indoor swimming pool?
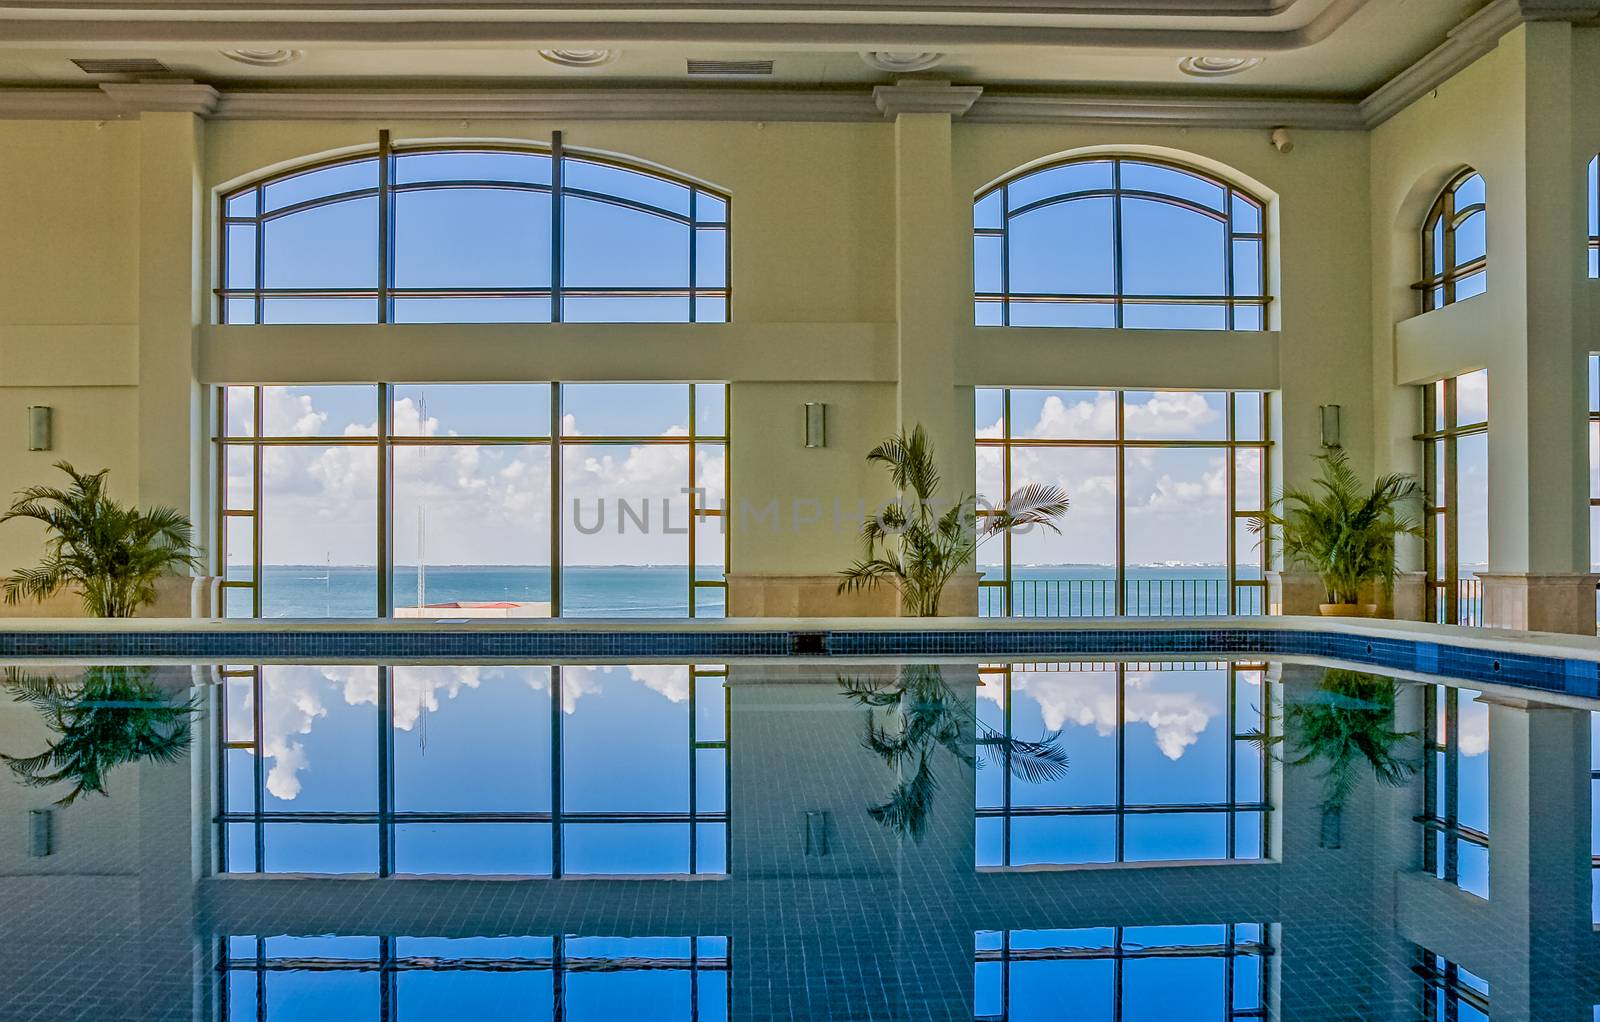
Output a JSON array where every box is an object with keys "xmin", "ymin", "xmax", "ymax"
[{"xmin": 1, "ymin": 630, "xmax": 1597, "ymax": 1020}]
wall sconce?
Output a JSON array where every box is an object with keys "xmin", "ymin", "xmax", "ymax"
[
  {"xmin": 28, "ymin": 809, "xmax": 51, "ymax": 857},
  {"xmin": 804, "ymin": 403, "xmax": 827, "ymax": 448},
  {"xmin": 26, "ymin": 406, "xmax": 51, "ymax": 451},
  {"xmin": 1319, "ymin": 404, "xmax": 1342, "ymax": 449}
]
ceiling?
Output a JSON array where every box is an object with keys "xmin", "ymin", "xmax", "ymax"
[{"xmin": 0, "ymin": 0, "xmax": 1494, "ymax": 98}]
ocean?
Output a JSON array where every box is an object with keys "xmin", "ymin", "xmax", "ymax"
[{"xmin": 235, "ymin": 564, "xmax": 1245, "ymax": 618}]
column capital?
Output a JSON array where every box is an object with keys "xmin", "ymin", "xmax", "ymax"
[
  {"xmin": 872, "ymin": 80, "xmax": 983, "ymax": 120},
  {"xmin": 100, "ymin": 81, "xmax": 219, "ymax": 116}
]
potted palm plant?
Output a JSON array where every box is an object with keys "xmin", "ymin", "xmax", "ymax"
[
  {"xmin": 1253, "ymin": 449, "xmax": 1423, "ymax": 617},
  {"xmin": 838, "ymin": 425, "xmax": 1070, "ymax": 616},
  {"xmin": 1, "ymin": 462, "xmax": 201, "ymax": 618}
]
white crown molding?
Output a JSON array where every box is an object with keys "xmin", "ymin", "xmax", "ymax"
[
  {"xmin": 969, "ymin": 92, "xmax": 1363, "ymax": 130},
  {"xmin": 99, "ymin": 81, "xmax": 220, "ymax": 114},
  {"xmin": 873, "ymin": 81, "xmax": 983, "ymax": 118},
  {"xmin": 0, "ymin": 0, "xmax": 1308, "ymax": 11},
  {"xmin": 0, "ymin": 1, "xmax": 1367, "ymax": 52},
  {"xmin": 0, "ymin": 88, "xmax": 123, "ymax": 119},
  {"xmin": 1357, "ymin": 0, "xmax": 1600, "ymax": 127},
  {"xmin": 214, "ymin": 88, "xmax": 880, "ymax": 121}
]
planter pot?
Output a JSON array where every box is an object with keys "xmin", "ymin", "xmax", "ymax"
[{"xmin": 1318, "ymin": 602, "xmax": 1377, "ymax": 618}]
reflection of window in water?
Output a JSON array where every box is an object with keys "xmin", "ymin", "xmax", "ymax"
[
  {"xmin": 1593, "ymin": 711, "xmax": 1600, "ymax": 925},
  {"xmin": 217, "ymin": 664, "xmax": 728, "ymax": 877},
  {"xmin": 975, "ymin": 924, "xmax": 1270, "ymax": 1021},
  {"xmin": 975, "ymin": 661, "xmax": 1271, "ymax": 867},
  {"xmin": 1413, "ymin": 946, "xmax": 1489, "ymax": 1021},
  {"xmin": 218, "ymin": 935, "xmax": 730, "ymax": 1021},
  {"xmin": 1420, "ymin": 684, "xmax": 1489, "ymax": 898}
]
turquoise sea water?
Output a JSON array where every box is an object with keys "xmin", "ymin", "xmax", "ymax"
[{"xmin": 234, "ymin": 564, "xmax": 1241, "ymax": 618}]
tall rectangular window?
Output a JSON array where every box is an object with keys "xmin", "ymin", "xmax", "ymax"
[
  {"xmin": 1418, "ymin": 370, "xmax": 1488, "ymax": 625},
  {"xmin": 1413, "ymin": 947, "xmax": 1489, "ymax": 1020},
  {"xmin": 976, "ymin": 388, "xmax": 1270, "ymax": 617},
  {"xmin": 215, "ymin": 382, "xmax": 728, "ymax": 618},
  {"xmin": 975, "ymin": 661, "xmax": 1271, "ymax": 868},
  {"xmin": 1420, "ymin": 683, "xmax": 1490, "ymax": 899}
]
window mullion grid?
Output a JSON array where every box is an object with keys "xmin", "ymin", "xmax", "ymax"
[
  {"xmin": 1115, "ymin": 391, "xmax": 1127, "ymax": 615},
  {"xmin": 688, "ymin": 189, "xmax": 698, "ymax": 324},
  {"xmin": 378, "ymin": 665, "xmax": 393, "ymax": 876},
  {"xmin": 689, "ymin": 387, "xmax": 698, "ymax": 618},
  {"xmin": 1114, "ymin": 664, "xmax": 1126, "ymax": 861},
  {"xmin": 688, "ymin": 666, "xmax": 698, "ymax": 873},
  {"xmin": 1002, "ymin": 666, "xmax": 1014, "ymax": 865},
  {"xmin": 550, "ymin": 383, "xmax": 563, "ymax": 617},
  {"xmin": 1226, "ymin": 393, "xmax": 1238, "ymax": 615},
  {"xmin": 253, "ymin": 186, "xmax": 266, "ymax": 325},
  {"xmin": 1443, "ymin": 689, "xmax": 1460, "ymax": 884},
  {"xmin": 1444, "ymin": 380, "xmax": 1460, "ymax": 625}
]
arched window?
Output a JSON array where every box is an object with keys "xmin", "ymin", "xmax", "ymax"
[
  {"xmin": 1418, "ymin": 169, "xmax": 1485, "ymax": 312},
  {"xmin": 218, "ymin": 140, "xmax": 729, "ymax": 324},
  {"xmin": 974, "ymin": 156, "xmax": 1267, "ymax": 331}
]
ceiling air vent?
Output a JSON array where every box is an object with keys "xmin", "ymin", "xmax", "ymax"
[
  {"xmin": 71, "ymin": 57, "xmax": 170, "ymax": 76},
  {"xmin": 686, "ymin": 59, "xmax": 773, "ymax": 77}
]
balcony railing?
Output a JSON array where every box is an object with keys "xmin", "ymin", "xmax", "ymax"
[
  {"xmin": 1432, "ymin": 577, "xmax": 1484, "ymax": 627},
  {"xmin": 979, "ymin": 578, "xmax": 1261, "ymax": 618}
]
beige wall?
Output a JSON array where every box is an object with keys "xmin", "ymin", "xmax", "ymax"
[
  {"xmin": 1372, "ymin": 24, "xmax": 1600, "ymax": 582},
  {"xmin": 0, "ymin": 36, "xmax": 1594, "ymax": 617}
]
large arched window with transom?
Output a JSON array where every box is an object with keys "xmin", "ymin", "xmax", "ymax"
[
  {"xmin": 218, "ymin": 137, "xmax": 729, "ymax": 324},
  {"xmin": 1418, "ymin": 169, "xmax": 1485, "ymax": 312},
  {"xmin": 974, "ymin": 156, "xmax": 1267, "ymax": 331}
]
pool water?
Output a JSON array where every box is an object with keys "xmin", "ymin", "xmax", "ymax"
[{"xmin": 1, "ymin": 656, "xmax": 1596, "ymax": 1020}]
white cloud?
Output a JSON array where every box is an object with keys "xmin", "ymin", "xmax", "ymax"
[{"xmin": 1009, "ymin": 669, "xmax": 1220, "ymax": 762}]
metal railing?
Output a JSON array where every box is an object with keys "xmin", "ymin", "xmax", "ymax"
[
  {"xmin": 1432, "ymin": 577, "xmax": 1484, "ymax": 627},
  {"xmin": 979, "ymin": 578, "xmax": 1259, "ymax": 618}
]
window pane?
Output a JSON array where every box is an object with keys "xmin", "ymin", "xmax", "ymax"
[
  {"xmin": 564, "ymin": 823, "xmax": 691, "ymax": 876},
  {"xmin": 1231, "ymin": 192, "xmax": 1262, "ymax": 234},
  {"xmin": 392, "ymin": 297, "xmax": 552, "ymax": 323},
  {"xmin": 1007, "ymin": 389, "xmax": 1116, "ymax": 440},
  {"xmin": 261, "ymin": 823, "xmax": 378, "ymax": 874},
  {"xmin": 975, "ymin": 234, "xmax": 1003, "ymax": 294},
  {"xmin": 1007, "ymin": 300, "xmax": 1116, "ymax": 328},
  {"xmin": 563, "ymin": 444, "xmax": 691, "ymax": 616},
  {"xmin": 391, "ymin": 666, "xmax": 552, "ymax": 812},
  {"xmin": 1008, "ymin": 668, "xmax": 1117, "ymax": 806},
  {"xmin": 1455, "ymin": 369, "xmax": 1488, "ymax": 426},
  {"xmin": 262, "ymin": 196, "xmax": 378, "ymax": 289},
  {"xmin": 394, "ymin": 188, "xmax": 552, "ymax": 287},
  {"xmin": 1123, "ymin": 303, "xmax": 1228, "ymax": 330},
  {"xmin": 393, "ymin": 444, "xmax": 551, "ymax": 615},
  {"xmin": 1231, "ymin": 238, "xmax": 1262, "ymax": 295},
  {"xmin": 694, "ymin": 384, "xmax": 727, "ymax": 437},
  {"xmin": 1009, "ymin": 814, "xmax": 1117, "ymax": 866},
  {"xmin": 392, "ymin": 383, "xmax": 552, "ymax": 437},
  {"xmin": 258, "ymin": 666, "xmax": 379, "ymax": 811},
  {"xmin": 564, "ymin": 197, "xmax": 690, "ymax": 288},
  {"xmin": 261, "ymin": 385, "xmax": 378, "ymax": 437},
  {"xmin": 1454, "ymin": 209, "xmax": 1486, "ymax": 266},
  {"xmin": 562, "ymin": 383, "xmax": 689, "ymax": 437},
  {"xmin": 259, "ymin": 445, "xmax": 378, "ymax": 617},
  {"xmin": 262, "ymin": 159, "xmax": 378, "ymax": 212},
  {"xmin": 1457, "ymin": 431, "xmax": 1489, "ymax": 574},
  {"xmin": 1454, "ymin": 172, "xmax": 1485, "ymax": 210},
  {"xmin": 974, "ymin": 189, "xmax": 1002, "ymax": 229},
  {"xmin": 1005, "ymin": 160, "xmax": 1114, "ymax": 210},
  {"xmin": 1006, "ymin": 197, "xmax": 1114, "ymax": 296},
  {"xmin": 1121, "ymin": 160, "xmax": 1227, "ymax": 212},
  {"xmin": 565, "ymin": 158, "xmax": 692, "ymax": 215},
  {"xmin": 694, "ymin": 228, "xmax": 726, "ymax": 289},
  {"xmin": 394, "ymin": 823, "xmax": 551, "ymax": 876},
  {"xmin": 1125, "ymin": 812, "xmax": 1229, "ymax": 862},
  {"xmin": 1123, "ymin": 668, "xmax": 1229, "ymax": 804},
  {"xmin": 562, "ymin": 295, "xmax": 690, "ymax": 322},
  {"xmin": 393, "ymin": 149, "xmax": 551, "ymax": 186},
  {"xmin": 1123, "ymin": 391, "xmax": 1228, "ymax": 440},
  {"xmin": 225, "ymin": 224, "xmax": 257, "ymax": 290},
  {"xmin": 1008, "ymin": 448, "xmax": 1117, "ymax": 615},
  {"xmin": 261, "ymin": 298, "xmax": 380, "ymax": 324},
  {"xmin": 226, "ymin": 189, "xmax": 258, "ymax": 217},
  {"xmin": 225, "ymin": 386, "xmax": 257, "ymax": 438},
  {"xmin": 1120, "ymin": 197, "xmax": 1225, "ymax": 296}
]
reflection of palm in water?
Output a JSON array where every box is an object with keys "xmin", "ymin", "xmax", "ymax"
[
  {"xmin": 1250, "ymin": 668, "xmax": 1419, "ymax": 815},
  {"xmin": 1, "ymin": 665, "xmax": 194, "ymax": 806},
  {"xmin": 839, "ymin": 665, "xmax": 1069, "ymax": 840}
]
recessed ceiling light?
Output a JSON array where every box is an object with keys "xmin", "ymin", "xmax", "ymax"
[
  {"xmin": 538, "ymin": 49, "xmax": 617, "ymax": 69},
  {"xmin": 1178, "ymin": 55, "xmax": 1262, "ymax": 78},
  {"xmin": 221, "ymin": 48, "xmax": 303, "ymax": 68},
  {"xmin": 861, "ymin": 52, "xmax": 946, "ymax": 73}
]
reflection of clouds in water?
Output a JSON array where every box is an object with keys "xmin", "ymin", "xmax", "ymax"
[
  {"xmin": 983, "ymin": 670, "xmax": 1220, "ymax": 762},
  {"xmin": 255, "ymin": 664, "xmax": 686, "ymax": 801}
]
